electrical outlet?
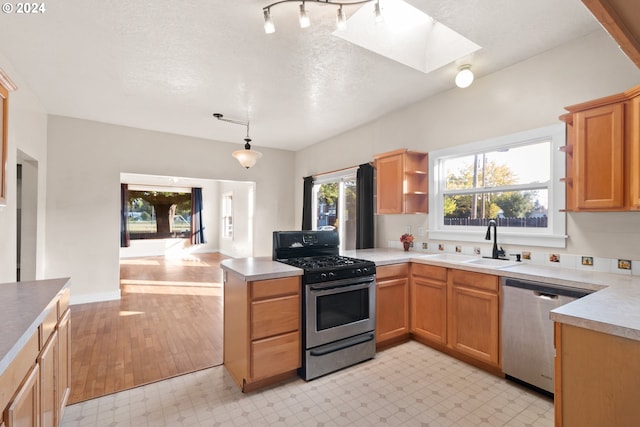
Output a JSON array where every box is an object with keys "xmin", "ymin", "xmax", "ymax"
[
  {"xmin": 422, "ymin": 242, "xmax": 428, "ymax": 250},
  {"xmin": 405, "ymin": 226, "xmax": 412, "ymax": 234},
  {"xmin": 417, "ymin": 227, "xmax": 424, "ymax": 236}
]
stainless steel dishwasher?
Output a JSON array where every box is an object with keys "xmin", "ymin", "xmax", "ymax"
[{"xmin": 501, "ymin": 278, "xmax": 591, "ymax": 394}]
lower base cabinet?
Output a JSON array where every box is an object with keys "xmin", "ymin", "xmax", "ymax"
[
  {"xmin": 1, "ymin": 285, "xmax": 70, "ymax": 427},
  {"xmin": 224, "ymin": 273, "xmax": 301, "ymax": 391},
  {"xmin": 57, "ymin": 309, "xmax": 71, "ymax": 424},
  {"xmin": 555, "ymin": 323, "xmax": 640, "ymax": 427},
  {"xmin": 38, "ymin": 330, "xmax": 57, "ymax": 427},
  {"xmin": 410, "ymin": 264, "xmax": 501, "ymax": 372},
  {"xmin": 448, "ymin": 270, "xmax": 500, "ymax": 367},
  {"xmin": 411, "ymin": 264, "xmax": 447, "ymax": 345},
  {"xmin": 4, "ymin": 365, "xmax": 39, "ymax": 427},
  {"xmin": 375, "ymin": 264, "xmax": 410, "ymax": 347}
]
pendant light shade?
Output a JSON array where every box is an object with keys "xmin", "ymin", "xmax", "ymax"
[
  {"xmin": 233, "ymin": 138, "xmax": 263, "ymax": 169},
  {"xmin": 213, "ymin": 113, "xmax": 263, "ymax": 169}
]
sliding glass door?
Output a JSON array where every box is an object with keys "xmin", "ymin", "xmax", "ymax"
[{"xmin": 312, "ymin": 171, "xmax": 357, "ymax": 250}]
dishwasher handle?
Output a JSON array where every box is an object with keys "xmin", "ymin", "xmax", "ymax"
[
  {"xmin": 503, "ymin": 278, "xmax": 591, "ymax": 299},
  {"xmin": 534, "ymin": 291, "xmax": 559, "ymax": 300}
]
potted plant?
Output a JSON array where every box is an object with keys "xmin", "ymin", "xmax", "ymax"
[{"xmin": 400, "ymin": 233, "xmax": 414, "ymax": 251}]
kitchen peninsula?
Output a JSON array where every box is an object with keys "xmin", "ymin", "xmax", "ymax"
[
  {"xmin": 222, "ymin": 249, "xmax": 640, "ymax": 426},
  {"xmin": 0, "ymin": 277, "xmax": 71, "ymax": 427}
]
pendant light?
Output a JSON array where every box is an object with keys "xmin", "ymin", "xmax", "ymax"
[{"xmin": 213, "ymin": 113, "xmax": 263, "ymax": 169}]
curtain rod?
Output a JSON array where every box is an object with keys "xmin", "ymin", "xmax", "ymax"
[{"xmin": 309, "ymin": 162, "xmax": 374, "ymax": 179}]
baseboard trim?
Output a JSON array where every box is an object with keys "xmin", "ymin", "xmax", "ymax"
[{"xmin": 70, "ymin": 290, "xmax": 121, "ymax": 305}]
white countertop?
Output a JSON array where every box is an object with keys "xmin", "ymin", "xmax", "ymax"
[
  {"xmin": 221, "ymin": 256, "xmax": 303, "ymax": 281},
  {"xmin": 221, "ymin": 249, "xmax": 640, "ymax": 342},
  {"xmin": 0, "ymin": 277, "xmax": 71, "ymax": 377}
]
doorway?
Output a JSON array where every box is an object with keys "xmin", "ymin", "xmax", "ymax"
[{"xmin": 16, "ymin": 150, "xmax": 38, "ymax": 282}]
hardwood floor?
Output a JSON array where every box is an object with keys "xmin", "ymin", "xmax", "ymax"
[{"xmin": 69, "ymin": 252, "xmax": 227, "ymax": 404}]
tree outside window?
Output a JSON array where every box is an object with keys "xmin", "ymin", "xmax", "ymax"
[
  {"xmin": 442, "ymin": 141, "xmax": 550, "ymax": 228},
  {"xmin": 128, "ymin": 190, "xmax": 191, "ymax": 239}
]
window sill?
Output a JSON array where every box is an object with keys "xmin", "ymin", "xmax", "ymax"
[{"xmin": 428, "ymin": 229, "xmax": 567, "ymax": 248}]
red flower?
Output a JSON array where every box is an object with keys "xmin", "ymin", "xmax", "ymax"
[{"xmin": 400, "ymin": 233, "xmax": 414, "ymax": 243}]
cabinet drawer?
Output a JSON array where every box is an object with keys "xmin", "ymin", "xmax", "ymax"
[
  {"xmin": 251, "ymin": 277, "xmax": 299, "ymax": 300},
  {"xmin": 58, "ymin": 287, "xmax": 70, "ymax": 319},
  {"xmin": 411, "ymin": 263, "xmax": 447, "ymax": 281},
  {"xmin": 251, "ymin": 331, "xmax": 300, "ymax": 380},
  {"xmin": 40, "ymin": 306, "xmax": 58, "ymax": 350},
  {"xmin": 251, "ymin": 294, "xmax": 300, "ymax": 340},
  {"xmin": 376, "ymin": 263, "xmax": 409, "ymax": 280},
  {"xmin": 449, "ymin": 269, "xmax": 498, "ymax": 292}
]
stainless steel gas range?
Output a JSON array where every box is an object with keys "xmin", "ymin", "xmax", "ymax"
[{"xmin": 273, "ymin": 231, "xmax": 376, "ymax": 381}]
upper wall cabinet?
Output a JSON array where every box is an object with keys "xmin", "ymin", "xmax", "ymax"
[
  {"xmin": 560, "ymin": 84, "xmax": 640, "ymax": 211},
  {"xmin": 374, "ymin": 149, "xmax": 428, "ymax": 214}
]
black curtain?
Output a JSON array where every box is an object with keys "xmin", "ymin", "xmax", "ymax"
[
  {"xmin": 191, "ymin": 187, "xmax": 206, "ymax": 245},
  {"xmin": 356, "ymin": 163, "xmax": 375, "ymax": 249},
  {"xmin": 302, "ymin": 176, "xmax": 314, "ymax": 230},
  {"xmin": 120, "ymin": 183, "xmax": 130, "ymax": 247}
]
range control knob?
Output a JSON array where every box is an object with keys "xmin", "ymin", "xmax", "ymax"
[
  {"xmin": 355, "ymin": 268, "xmax": 362, "ymax": 276},
  {"xmin": 320, "ymin": 273, "xmax": 327, "ymax": 280},
  {"xmin": 328, "ymin": 272, "xmax": 336, "ymax": 279}
]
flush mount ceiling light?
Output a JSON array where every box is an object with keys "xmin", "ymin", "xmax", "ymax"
[
  {"xmin": 263, "ymin": 0, "xmax": 382, "ymax": 33},
  {"xmin": 213, "ymin": 113, "xmax": 263, "ymax": 169},
  {"xmin": 455, "ymin": 64, "xmax": 474, "ymax": 88}
]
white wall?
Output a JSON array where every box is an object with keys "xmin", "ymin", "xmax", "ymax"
[
  {"xmin": 295, "ymin": 30, "xmax": 640, "ymax": 260},
  {"xmin": 45, "ymin": 116, "xmax": 296, "ymax": 303},
  {"xmin": 218, "ymin": 181, "xmax": 255, "ymax": 258},
  {"xmin": 0, "ymin": 53, "xmax": 48, "ymax": 284}
]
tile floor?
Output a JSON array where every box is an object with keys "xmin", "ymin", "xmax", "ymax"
[{"xmin": 61, "ymin": 341, "xmax": 553, "ymax": 426}]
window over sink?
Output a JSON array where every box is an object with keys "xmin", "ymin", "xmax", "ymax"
[{"xmin": 429, "ymin": 124, "xmax": 567, "ymax": 248}]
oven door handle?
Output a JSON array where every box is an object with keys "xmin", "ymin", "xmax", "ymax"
[
  {"xmin": 309, "ymin": 277, "xmax": 374, "ymax": 292},
  {"xmin": 309, "ymin": 333, "xmax": 375, "ymax": 357}
]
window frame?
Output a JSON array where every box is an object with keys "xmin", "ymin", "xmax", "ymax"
[
  {"xmin": 428, "ymin": 124, "xmax": 567, "ymax": 248},
  {"xmin": 222, "ymin": 192, "xmax": 233, "ymax": 239},
  {"xmin": 311, "ymin": 167, "xmax": 358, "ymax": 249}
]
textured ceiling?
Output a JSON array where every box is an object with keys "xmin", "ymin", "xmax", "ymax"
[{"xmin": 0, "ymin": 0, "xmax": 601, "ymax": 151}]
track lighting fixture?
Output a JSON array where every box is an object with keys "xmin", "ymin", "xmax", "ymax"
[
  {"xmin": 213, "ymin": 113, "xmax": 263, "ymax": 169},
  {"xmin": 263, "ymin": 0, "xmax": 382, "ymax": 34},
  {"xmin": 455, "ymin": 64, "xmax": 474, "ymax": 88}
]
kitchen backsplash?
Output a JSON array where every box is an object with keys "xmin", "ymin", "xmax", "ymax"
[{"xmin": 387, "ymin": 240, "xmax": 640, "ymax": 276}]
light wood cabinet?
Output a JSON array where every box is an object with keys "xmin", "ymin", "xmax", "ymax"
[
  {"xmin": 1, "ymin": 283, "xmax": 70, "ymax": 427},
  {"xmin": 410, "ymin": 264, "xmax": 447, "ymax": 346},
  {"xmin": 448, "ymin": 269, "xmax": 500, "ymax": 367},
  {"xmin": 374, "ymin": 149, "xmax": 428, "ymax": 214},
  {"xmin": 224, "ymin": 274, "xmax": 301, "ymax": 391},
  {"xmin": 561, "ymin": 84, "xmax": 640, "ymax": 211},
  {"xmin": 554, "ymin": 322, "xmax": 640, "ymax": 427},
  {"xmin": 375, "ymin": 263, "xmax": 410, "ymax": 348},
  {"xmin": 38, "ymin": 331, "xmax": 56, "ymax": 427},
  {"xmin": 4, "ymin": 364, "xmax": 39, "ymax": 427},
  {"xmin": 409, "ymin": 264, "xmax": 500, "ymax": 372},
  {"xmin": 56, "ymin": 309, "xmax": 70, "ymax": 425}
]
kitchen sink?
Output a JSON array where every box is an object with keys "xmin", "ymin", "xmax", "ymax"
[
  {"xmin": 419, "ymin": 253, "xmax": 519, "ymax": 269},
  {"xmin": 420, "ymin": 253, "xmax": 479, "ymax": 263},
  {"xmin": 465, "ymin": 258, "xmax": 518, "ymax": 268}
]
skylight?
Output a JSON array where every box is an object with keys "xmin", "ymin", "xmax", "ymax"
[{"xmin": 334, "ymin": 0, "xmax": 481, "ymax": 74}]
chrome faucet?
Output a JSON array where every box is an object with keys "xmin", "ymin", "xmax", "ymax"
[{"xmin": 485, "ymin": 219, "xmax": 500, "ymax": 259}]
